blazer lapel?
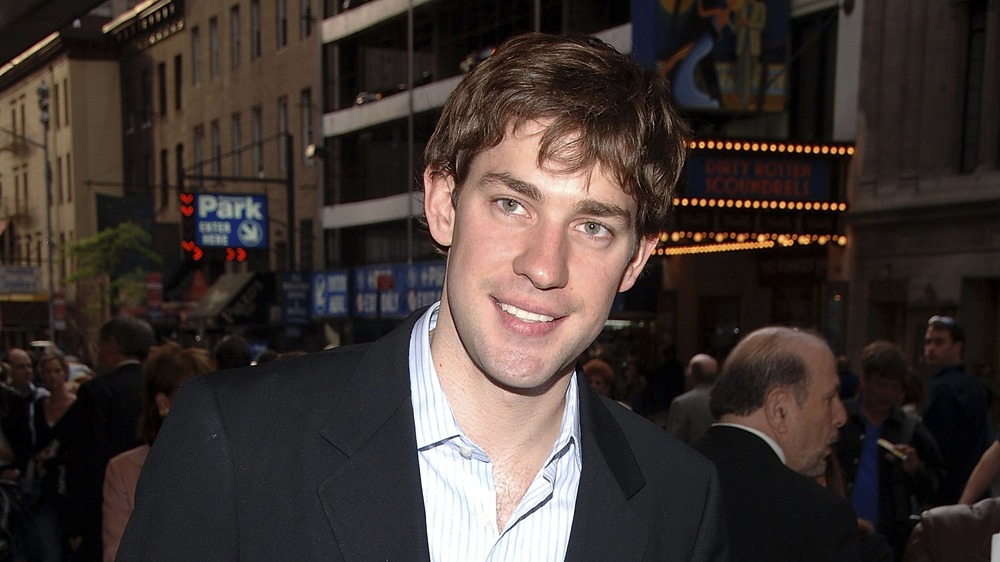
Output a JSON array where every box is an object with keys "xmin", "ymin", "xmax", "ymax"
[
  {"xmin": 316, "ymin": 312, "xmax": 431, "ymax": 562},
  {"xmin": 565, "ymin": 376, "xmax": 649, "ymax": 561}
]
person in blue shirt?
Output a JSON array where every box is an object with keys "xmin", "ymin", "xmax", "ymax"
[{"xmin": 835, "ymin": 340, "xmax": 945, "ymax": 559}]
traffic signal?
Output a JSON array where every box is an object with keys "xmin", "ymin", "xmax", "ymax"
[{"xmin": 37, "ymin": 82, "xmax": 49, "ymax": 127}]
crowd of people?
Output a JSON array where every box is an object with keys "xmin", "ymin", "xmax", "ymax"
[
  {"xmin": 0, "ymin": 31, "xmax": 996, "ymax": 562},
  {"xmin": 582, "ymin": 314, "xmax": 997, "ymax": 561},
  {"xmin": 0, "ymin": 320, "xmax": 287, "ymax": 562}
]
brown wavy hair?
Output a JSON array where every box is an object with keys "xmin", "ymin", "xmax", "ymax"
[
  {"xmin": 137, "ymin": 342, "xmax": 213, "ymax": 444},
  {"xmin": 423, "ymin": 32, "xmax": 688, "ymax": 239}
]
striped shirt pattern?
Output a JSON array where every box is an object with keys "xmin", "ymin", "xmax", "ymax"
[{"xmin": 409, "ymin": 303, "xmax": 583, "ymax": 562}]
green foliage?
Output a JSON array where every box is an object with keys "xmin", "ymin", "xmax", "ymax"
[{"xmin": 65, "ymin": 222, "xmax": 161, "ymax": 313}]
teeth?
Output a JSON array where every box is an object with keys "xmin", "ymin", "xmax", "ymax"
[{"xmin": 499, "ymin": 302, "xmax": 554, "ymax": 323}]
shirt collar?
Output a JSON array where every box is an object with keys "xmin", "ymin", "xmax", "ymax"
[
  {"xmin": 409, "ymin": 302, "xmax": 582, "ymax": 469},
  {"xmin": 714, "ymin": 422, "xmax": 787, "ymax": 465}
]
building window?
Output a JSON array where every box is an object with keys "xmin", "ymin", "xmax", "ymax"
[
  {"xmin": 278, "ymin": 96, "xmax": 288, "ymax": 172},
  {"xmin": 174, "ymin": 55, "xmax": 183, "ymax": 110},
  {"xmin": 52, "ymin": 83, "xmax": 60, "ymax": 130},
  {"xmin": 300, "ymin": 88, "xmax": 313, "ymax": 164},
  {"xmin": 251, "ymin": 0, "xmax": 261, "ymax": 60},
  {"xmin": 145, "ymin": 153, "xmax": 154, "ymax": 192},
  {"xmin": 192, "ymin": 26, "xmax": 202, "ymax": 85},
  {"xmin": 158, "ymin": 62, "xmax": 167, "ymax": 116},
  {"xmin": 160, "ymin": 149, "xmax": 170, "ymax": 209},
  {"xmin": 300, "ymin": 218, "xmax": 313, "ymax": 270},
  {"xmin": 251, "ymin": 106, "xmax": 262, "ymax": 174},
  {"xmin": 210, "ymin": 17, "xmax": 220, "ymax": 79},
  {"xmin": 65, "ymin": 152, "xmax": 71, "ymax": 202},
  {"xmin": 176, "ymin": 144, "xmax": 185, "ymax": 190},
  {"xmin": 62, "ymin": 78, "xmax": 69, "ymax": 126},
  {"xmin": 141, "ymin": 69, "xmax": 152, "ymax": 125},
  {"xmin": 211, "ymin": 120, "xmax": 222, "ymax": 177},
  {"xmin": 55, "ymin": 156, "xmax": 63, "ymax": 203},
  {"xmin": 277, "ymin": 0, "xmax": 288, "ymax": 48},
  {"xmin": 193, "ymin": 125, "xmax": 205, "ymax": 186},
  {"xmin": 232, "ymin": 113, "xmax": 242, "ymax": 176},
  {"xmin": 59, "ymin": 232, "xmax": 66, "ymax": 282},
  {"xmin": 231, "ymin": 6, "xmax": 241, "ymax": 69},
  {"xmin": 961, "ymin": 1, "xmax": 986, "ymax": 173},
  {"xmin": 300, "ymin": 0, "xmax": 312, "ymax": 39},
  {"xmin": 789, "ymin": 8, "xmax": 837, "ymax": 141}
]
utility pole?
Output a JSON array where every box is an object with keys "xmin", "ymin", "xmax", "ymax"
[{"xmin": 37, "ymin": 81, "xmax": 56, "ymax": 343}]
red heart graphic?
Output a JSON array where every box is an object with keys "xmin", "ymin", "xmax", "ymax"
[
  {"xmin": 182, "ymin": 240, "xmax": 195, "ymax": 252},
  {"xmin": 180, "ymin": 193, "xmax": 194, "ymax": 204},
  {"xmin": 181, "ymin": 205, "xmax": 194, "ymax": 217}
]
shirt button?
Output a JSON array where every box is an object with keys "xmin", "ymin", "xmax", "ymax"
[{"xmin": 459, "ymin": 445, "xmax": 473, "ymax": 459}]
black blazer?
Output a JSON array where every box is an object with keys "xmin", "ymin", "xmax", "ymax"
[
  {"xmin": 694, "ymin": 425, "xmax": 860, "ymax": 562},
  {"xmin": 119, "ymin": 311, "xmax": 728, "ymax": 561},
  {"xmin": 65, "ymin": 361, "xmax": 144, "ymax": 561}
]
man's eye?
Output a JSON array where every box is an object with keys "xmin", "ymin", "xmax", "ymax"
[
  {"xmin": 582, "ymin": 222, "xmax": 610, "ymax": 238},
  {"xmin": 496, "ymin": 198, "xmax": 523, "ymax": 214}
]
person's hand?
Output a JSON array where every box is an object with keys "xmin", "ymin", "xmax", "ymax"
[
  {"xmin": 887, "ymin": 443, "xmax": 919, "ymax": 474},
  {"xmin": 0, "ymin": 467, "xmax": 18, "ymax": 482}
]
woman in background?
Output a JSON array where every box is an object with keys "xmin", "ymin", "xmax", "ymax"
[
  {"xmin": 101, "ymin": 342, "xmax": 212, "ymax": 562},
  {"xmin": 27, "ymin": 352, "xmax": 77, "ymax": 562}
]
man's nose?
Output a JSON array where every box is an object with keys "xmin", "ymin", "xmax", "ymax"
[
  {"xmin": 512, "ymin": 223, "xmax": 570, "ymax": 290},
  {"xmin": 832, "ymin": 396, "xmax": 847, "ymax": 428}
]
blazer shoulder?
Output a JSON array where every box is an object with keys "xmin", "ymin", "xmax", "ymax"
[
  {"xmin": 204, "ymin": 343, "xmax": 372, "ymax": 396},
  {"xmin": 605, "ymin": 398, "xmax": 714, "ymax": 474}
]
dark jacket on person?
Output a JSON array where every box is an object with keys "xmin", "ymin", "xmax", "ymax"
[
  {"xmin": 63, "ymin": 361, "xmax": 143, "ymax": 562},
  {"xmin": 835, "ymin": 398, "xmax": 945, "ymax": 557},
  {"xmin": 695, "ymin": 424, "xmax": 861, "ymax": 562},
  {"xmin": 921, "ymin": 364, "xmax": 992, "ymax": 505},
  {"xmin": 903, "ymin": 496, "xmax": 1000, "ymax": 562},
  {"xmin": 117, "ymin": 309, "xmax": 729, "ymax": 561}
]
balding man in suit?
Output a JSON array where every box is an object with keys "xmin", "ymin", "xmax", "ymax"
[
  {"xmin": 666, "ymin": 353, "xmax": 718, "ymax": 444},
  {"xmin": 694, "ymin": 326, "xmax": 860, "ymax": 562}
]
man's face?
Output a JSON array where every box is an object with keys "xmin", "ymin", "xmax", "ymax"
[
  {"xmin": 859, "ymin": 372, "xmax": 904, "ymax": 419},
  {"xmin": 424, "ymin": 121, "xmax": 655, "ymax": 395},
  {"xmin": 783, "ymin": 342, "xmax": 847, "ymax": 477},
  {"xmin": 96, "ymin": 337, "xmax": 120, "ymax": 374},
  {"xmin": 8, "ymin": 350, "xmax": 34, "ymax": 389},
  {"xmin": 924, "ymin": 326, "xmax": 961, "ymax": 368}
]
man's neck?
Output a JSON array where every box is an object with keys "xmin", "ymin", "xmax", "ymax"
[{"xmin": 446, "ymin": 369, "xmax": 569, "ymax": 462}]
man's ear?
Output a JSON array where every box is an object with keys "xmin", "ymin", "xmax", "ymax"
[
  {"xmin": 423, "ymin": 167, "xmax": 457, "ymax": 248},
  {"xmin": 763, "ymin": 386, "xmax": 792, "ymax": 434},
  {"xmin": 617, "ymin": 236, "xmax": 658, "ymax": 293}
]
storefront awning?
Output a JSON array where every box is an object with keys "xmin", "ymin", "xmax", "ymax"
[{"xmin": 185, "ymin": 272, "xmax": 275, "ymax": 326}]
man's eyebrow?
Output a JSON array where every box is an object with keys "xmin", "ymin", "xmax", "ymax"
[
  {"xmin": 480, "ymin": 171, "xmax": 633, "ymax": 226},
  {"xmin": 479, "ymin": 172, "xmax": 543, "ymax": 202},
  {"xmin": 574, "ymin": 200, "xmax": 633, "ymax": 227}
]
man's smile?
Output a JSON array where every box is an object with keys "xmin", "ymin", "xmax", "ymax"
[{"xmin": 497, "ymin": 301, "xmax": 556, "ymax": 323}]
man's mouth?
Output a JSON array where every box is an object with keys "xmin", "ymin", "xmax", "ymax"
[{"xmin": 498, "ymin": 302, "xmax": 555, "ymax": 323}]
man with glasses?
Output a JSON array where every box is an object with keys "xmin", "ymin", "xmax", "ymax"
[{"xmin": 922, "ymin": 315, "xmax": 991, "ymax": 505}]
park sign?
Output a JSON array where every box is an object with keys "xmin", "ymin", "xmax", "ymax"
[{"xmin": 194, "ymin": 193, "xmax": 269, "ymax": 249}]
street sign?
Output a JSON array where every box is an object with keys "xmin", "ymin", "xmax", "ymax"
[
  {"xmin": 281, "ymin": 272, "xmax": 311, "ymax": 325},
  {"xmin": 194, "ymin": 193, "xmax": 269, "ymax": 249},
  {"xmin": 311, "ymin": 270, "xmax": 349, "ymax": 318}
]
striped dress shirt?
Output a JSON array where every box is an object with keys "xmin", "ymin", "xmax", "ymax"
[{"xmin": 409, "ymin": 303, "xmax": 582, "ymax": 562}]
